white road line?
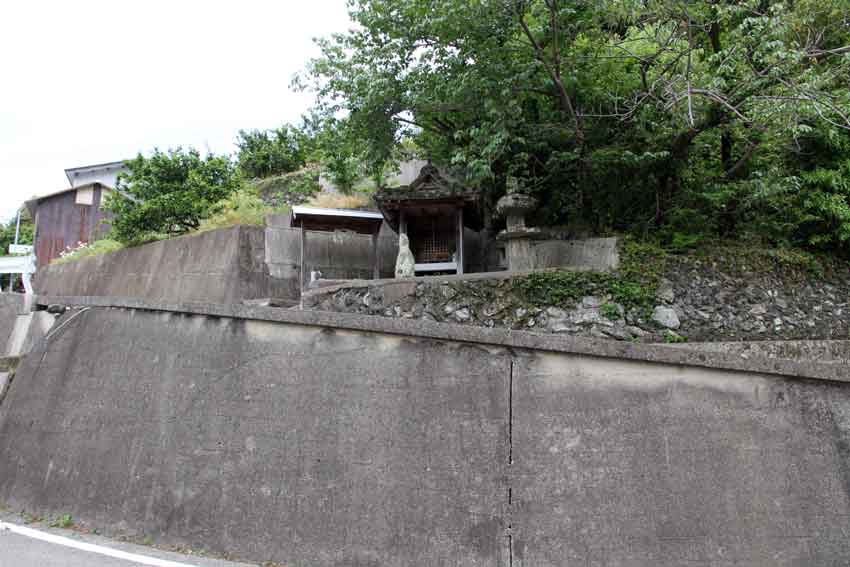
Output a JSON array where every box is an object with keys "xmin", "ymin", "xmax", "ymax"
[{"xmin": 0, "ymin": 521, "xmax": 201, "ymax": 567}]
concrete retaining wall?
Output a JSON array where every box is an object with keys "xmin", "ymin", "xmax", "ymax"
[
  {"xmin": 266, "ymin": 224, "xmax": 399, "ymax": 286},
  {"xmin": 0, "ymin": 293, "xmax": 56, "ymax": 358},
  {"xmin": 0, "ymin": 293, "xmax": 27, "ymax": 350},
  {"xmin": 511, "ymin": 353, "xmax": 850, "ymax": 566},
  {"xmin": 680, "ymin": 339, "xmax": 850, "ymax": 365},
  {"xmin": 265, "ymin": 213, "xmax": 399, "ymax": 290},
  {"xmin": 532, "ymin": 236, "xmax": 620, "ymax": 270},
  {"xmin": 33, "ymin": 226, "xmax": 295, "ymax": 304},
  {"xmin": 1, "ymin": 301, "xmax": 849, "ymax": 566}
]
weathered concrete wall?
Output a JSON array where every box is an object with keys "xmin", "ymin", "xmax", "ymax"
[
  {"xmin": 532, "ymin": 236, "xmax": 620, "ymax": 270},
  {"xmin": 0, "ymin": 293, "xmax": 27, "ymax": 351},
  {"xmin": 33, "ymin": 226, "xmax": 295, "ymax": 303},
  {"xmin": 4, "ymin": 311, "xmax": 57, "ymax": 357},
  {"xmin": 0, "ymin": 306, "xmax": 509, "ymax": 566},
  {"xmin": 303, "ymin": 230, "xmax": 397, "ymax": 281},
  {"xmin": 265, "ymin": 217, "xmax": 399, "ymax": 289},
  {"xmin": 511, "ymin": 353, "xmax": 850, "ymax": 566},
  {"xmin": 1, "ymin": 300, "xmax": 849, "ymax": 566},
  {"xmin": 681, "ymin": 339, "xmax": 850, "ymax": 365}
]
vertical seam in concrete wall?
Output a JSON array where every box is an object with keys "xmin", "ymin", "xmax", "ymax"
[{"xmin": 507, "ymin": 357, "xmax": 514, "ymax": 567}]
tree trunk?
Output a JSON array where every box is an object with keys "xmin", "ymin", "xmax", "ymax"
[{"xmin": 721, "ymin": 131, "xmax": 733, "ymax": 172}]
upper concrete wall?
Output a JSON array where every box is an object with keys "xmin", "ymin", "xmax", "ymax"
[
  {"xmin": 33, "ymin": 226, "xmax": 296, "ymax": 304},
  {"xmin": 532, "ymin": 236, "xmax": 619, "ymax": 270},
  {"xmin": 1, "ymin": 299, "xmax": 849, "ymax": 566},
  {"xmin": 265, "ymin": 218, "xmax": 398, "ymax": 288}
]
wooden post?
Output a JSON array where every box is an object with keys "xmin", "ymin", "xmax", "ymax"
[
  {"xmin": 456, "ymin": 206, "xmax": 464, "ymax": 275},
  {"xmin": 299, "ymin": 223, "xmax": 306, "ymax": 292},
  {"xmin": 371, "ymin": 225, "xmax": 380, "ymax": 279}
]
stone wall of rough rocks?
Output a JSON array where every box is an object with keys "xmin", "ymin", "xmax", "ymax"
[{"xmin": 302, "ymin": 253, "xmax": 850, "ymax": 343}]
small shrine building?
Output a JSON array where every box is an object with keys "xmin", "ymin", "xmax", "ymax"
[{"xmin": 374, "ymin": 164, "xmax": 482, "ymax": 275}]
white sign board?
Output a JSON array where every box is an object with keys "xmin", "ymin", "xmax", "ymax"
[
  {"xmin": 0, "ymin": 254, "xmax": 35, "ymax": 294},
  {"xmin": 8, "ymin": 244, "xmax": 33, "ymax": 255}
]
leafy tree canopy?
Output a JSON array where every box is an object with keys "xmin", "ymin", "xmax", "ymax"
[
  {"xmin": 106, "ymin": 148, "xmax": 241, "ymax": 244},
  {"xmin": 236, "ymin": 125, "xmax": 312, "ymax": 179},
  {"xmin": 301, "ymin": 0, "xmax": 850, "ymax": 252},
  {"xmin": 0, "ymin": 209, "xmax": 33, "ymax": 255}
]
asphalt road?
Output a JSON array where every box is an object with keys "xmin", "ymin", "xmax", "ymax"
[{"xmin": 0, "ymin": 521, "xmax": 258, "ymax": 567}]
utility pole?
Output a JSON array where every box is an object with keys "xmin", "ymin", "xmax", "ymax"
[
  {"xmin": 14, "ymin": 208, "xmax": 21, "ymax": 246},
  {"xmin": 8, "ymin": 209, "xmax": 21, "ymax": 292}
]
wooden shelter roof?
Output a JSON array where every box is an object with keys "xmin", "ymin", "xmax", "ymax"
[{"xmin": 290, "ymin": 206, "xmax": 384, "ymax": 234}]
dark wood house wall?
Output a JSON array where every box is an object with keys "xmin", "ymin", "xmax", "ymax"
[{"xmin": 33, "ymin": 184, "xmax": 113, "ymax": 268}]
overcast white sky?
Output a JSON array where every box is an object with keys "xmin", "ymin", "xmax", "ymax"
[{"xmin": 0, "ymin": 0, "xmax": 351, "ymax": 222}]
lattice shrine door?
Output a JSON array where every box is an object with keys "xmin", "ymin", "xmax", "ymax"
[{"xmin": 408, "ymin": 213, "xmax": 456, "ymax": 264}]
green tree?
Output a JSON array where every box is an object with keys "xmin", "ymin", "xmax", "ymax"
[
  {"xmin": 0, "ymin": 209, "xmax": 33, "ymax": 255},
  {"xmin": 105, "ymin": 148, "xmax": 241, "ymax": 244},
  {"xmin": 313, "ymin": 117, "xmax": 365, "ymax": 194},
  {"xmin": 301, "ymin": 0, "xmax": 850, "ymax": 251},
  {"xmin": 0, "ymin": 210, "xmax": 34, "ymax": 291},
  {"xmin": 236, "ymin": 125, "xmax": 311, "ymax": 179}
]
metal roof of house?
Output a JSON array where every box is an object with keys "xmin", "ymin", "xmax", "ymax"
[
  {"xmin": 64, "ymin": 160, "xmax": 128, "ymax": 185},
  {"xmin": 291, "ymin": 206, "xmax": 383, "ymax": 220},
  {"xmin": 24, "ymin": 182, "xmax": 109, "ymax": 212},
  {"xmin": 290, "ymin": 206, "xmax": 384, "ymax": 235},
  {"xmin": 24, "ymin": 182, "xmax": 138, "ymax": 218}
]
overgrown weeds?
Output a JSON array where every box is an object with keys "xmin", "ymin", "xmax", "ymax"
[
  {"xmin": 198, "ymin": 187, "xmax": 288, "ymax": 231},
  {"xmin": 512, "ymin": 237, "xmax": 666, "ymax": 315},
  {"xmin": 49, "ymin": 514, "xmax": 74, "ymax": 529},
  {"xmin": 50, "ymin": 240, "xmax": 125, "ymax": 265}
]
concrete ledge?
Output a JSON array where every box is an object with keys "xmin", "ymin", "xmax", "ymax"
[
  {"xmin": 36, "ymin": 295, "xmax": 848, "ymax": 383},
  {"xmin": 677, "ymin": 339, "xmax": 850, "ymax": 365}
]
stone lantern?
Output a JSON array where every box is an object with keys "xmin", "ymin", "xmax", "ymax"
[{"xmin": 496, "ymin": 178, "xmax": 539, "ymax": 271}]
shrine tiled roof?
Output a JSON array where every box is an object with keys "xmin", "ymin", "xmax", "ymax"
[
  {"xmin": 373, "ymin": 164, "xmax": 480, "ymax": 204},
  {"xmin": 373, "ymin": 164, "xmax": 483, "ymax": 231}
]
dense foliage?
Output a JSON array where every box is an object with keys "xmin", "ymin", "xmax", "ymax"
[
  {"xmin": 0, "ymin": 211, "xmax": 34, "ymax": 290},
  {"xmin": 514, "ymin": 238, "xmax": 665, "ymax": 314},
  {"xmin": 251, "ymin": 164, "xmax": 322, "ymax": 205},
  {"xmin": 235, "ymin": 125, "xmax": 310, "ymax": 179},
  {"xmin": 236, "ymin": 116, "xmax": 383, "ymax": 193},
  {"xmin": 302, "ymin": 0, "xmax": 850, "ymax": 253},
  {"xmin": 0, "ymin": 210, "xmax": 33, "ymax": 254},
  {"xmin": 105, "ymin": 148, "xmax": 241, "ymax": 244}
]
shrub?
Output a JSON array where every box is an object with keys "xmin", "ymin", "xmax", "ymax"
[
  {"xmin": 236, "ymin": 126, "xmax": 310, "ymax": 179},
  {"xmin": 51, "ymin": 240, "xmax": 124, "ymax": 264},
  {"xmin": 198, "ymin": 188, "xmax": 287, "ymax": 231},
  {"xmin": 105, "ymin": 148, "xmax": 241, "ymax": 243},
  {"xmin": 252, "ymin": 164, "xmax": 321, "ymax": 206}
]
